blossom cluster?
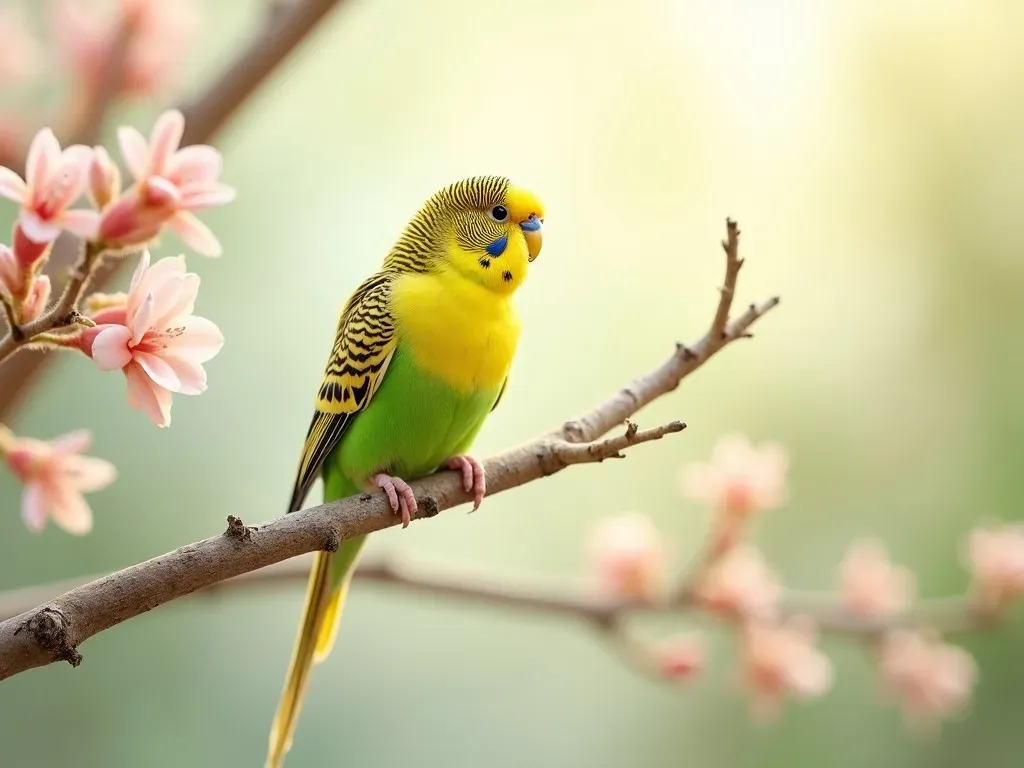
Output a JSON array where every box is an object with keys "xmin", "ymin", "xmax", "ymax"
[
  {"xmin": 586, "ymin": 434, "xmax": 1023, "ymax": 731},
  {"xmin": 0, "ymin": 106, "xmax": 233, "ymax": 535},
  {"xmin": 1, "ymin": 1, "xmax": 197, "ymax": 99}
]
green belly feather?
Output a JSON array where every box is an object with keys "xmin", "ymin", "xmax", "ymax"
[{"xmin": 322, "ymin": 340, "xmax": 503, "ymax": 587}]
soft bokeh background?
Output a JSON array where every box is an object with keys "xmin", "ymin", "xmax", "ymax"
[{"xmin": 1, "ymin": 0, "xmax": 1023, "ymax": 765}]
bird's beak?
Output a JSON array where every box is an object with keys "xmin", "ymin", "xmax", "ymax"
[{"xmin": 520, "ymin": 215, "xmax": 543, "ymax": 262}]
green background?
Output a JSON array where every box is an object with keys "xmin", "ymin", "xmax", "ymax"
[{"xmin": 1, "ymin": 0, "xmax": 1023, "ymax": 766}]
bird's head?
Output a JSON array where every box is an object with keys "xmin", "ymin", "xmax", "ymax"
[{"xmin": 391, "ymin": 175, "xmax": 544, "ymax": 295}]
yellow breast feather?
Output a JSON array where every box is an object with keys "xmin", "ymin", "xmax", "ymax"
[{"xmin": 390, "ymin": 268, "xmax": 520, "ymax": 393}]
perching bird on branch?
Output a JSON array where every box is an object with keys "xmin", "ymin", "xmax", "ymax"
[{"xmin": 266, "ymin": 175, "xmax": 545, "ymax": 767}]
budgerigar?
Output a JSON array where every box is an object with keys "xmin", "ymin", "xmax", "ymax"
[{"xmin": 266, "ymin": 175, "xmax": 545, "ymax": 767}]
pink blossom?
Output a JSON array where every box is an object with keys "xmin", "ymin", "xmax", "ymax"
[
  {"xmin": 99, "ymin": 109, "xmax": 234, "ymax": 256},
  {"xmin": 586, "ymin": 512, "xmax": 665, "ymax": 600},
  {"xmin": 878, "ymin": 630, "xmax": 977, "ymax": 733},
  {"xmin": 838, "ymin": 539, "xmax": 916, "ymax": 618},
  {"xmin": 0, "ymin": 243, "xmax": 49, "ymax": 323},
  {"xmin": 653, "ymin": 634, "xmax": 704, "ymax": 682},
  {"xmin": 739, "ymin": 617, "xmax": 833, "ymax": 721},
  {"xmin": 0, "ymin": 8, "xmax": 40, "ymax": 84},
  {"xmin": 680, "ymin": 434, "xmax": 789, "ymax": 554},
  {"xmin": 697, "ymin": 544, "xmax": 781, "ymax": 618},
  {"xmin": 0, "ymin": 427, "xmax": 116, "ymax": 535},
  {"xmin": 965, "ymin": 523, "xmax": 1024, "ymax": 612},
  {"xmin": 0, "ymin": 128, "xmax": 100, "ymax": 246},
  {"xmin": 681, "ymin": 433, "xmax": 789, "ymax": 517},
  {"xmin": 49, "ymin": 0, "xmax": 198, "ymax": 98},
  {"xmin": 78, "ymin": 251, "xmax": 223, "ymax": 427}
]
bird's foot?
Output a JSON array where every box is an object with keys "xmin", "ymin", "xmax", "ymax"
[
  {"xmin": 373, "ymin": 473, "xmax": 417, "ymax": 529},
  {"xmin": 445, "ymin": 454, "xmax": 486, "ymax": 511}
]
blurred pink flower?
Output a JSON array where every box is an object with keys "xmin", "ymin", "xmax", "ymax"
[
  {"xmin": 50, "ymin": 0, "xmax": 198, "ymax": 98},
  {"xmin": 0, "ymin": 243, "xmax": 49, "ymax": 323},
  {"xmin": 100, "ymin": 109, "xmax": 235, "ymax": 256},
  {"xmin": 681, "ymin": 433, "xmax": 788, "ymax": 517},
  {"xmin": 586, "ymin": 512, "xmax": 665, "ymax": 600},
  {"xmin": 739, "ymin": 617, "xmax": 833, "ymax": 721},
  {"xmin": 0, "ymin": 427, "xmax": 116, "ymax": 535},
  {"xmin": 697, "ymin": 544, "xmax": 781, "ymax": 619},
  {"xmin": 838, "ymin": 539, "xmax": 916, "ymax": 618},
  {"xmin": 0, "ymin": 128, "xmax": 99, "ymax": 247},
  {"xmin": 654, "ymin": 634, "xmax": 704, "ymax": 682},
  {"xmin": 965, "ymin": 523, "xmax": 1024, "ymax": 612},
  {"xmin": 78, "ymin": 251, "xmax": 223, "ymax": 427},
  {"xmin": 0, "ymin": 8, "xmax": 41, "ymax": 84},
  {"xmin": 878, "ymin": 630, "xmax": 977, "ymax": 732}
]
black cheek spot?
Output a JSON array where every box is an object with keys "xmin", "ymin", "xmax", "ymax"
[
  {"xmin": 478, "ymin": 258, "xmax": 491, "ymax": 269},
  {"xmin": 502, "ymin": 270, "xmax": 513, "ymax": 283}
]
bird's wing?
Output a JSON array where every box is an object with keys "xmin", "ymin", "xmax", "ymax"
[
  {"xmin": 490, "ymin": 376, "xmax": 508, "ymax": 412},
  {"xmin": 287, "ymin": 273, "xmax": 397, "ymax": 513}
]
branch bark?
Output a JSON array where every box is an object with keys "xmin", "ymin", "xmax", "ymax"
[
  {"xmin": 0, "ymin": 0, "xmax": 350, "ymax": 417},
  {"xmin": 0, "ymin": 219, "xmax": 779, "ymax": 681}
]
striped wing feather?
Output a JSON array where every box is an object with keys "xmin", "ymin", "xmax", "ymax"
[{"xmin": 287, "ymin": 273, "xmax": 396, "ymax": 513}]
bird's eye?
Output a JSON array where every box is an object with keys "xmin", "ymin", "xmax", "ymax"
[{"xmin": 489, "ymin": 205, "xmax": 509, "ymax": 222}]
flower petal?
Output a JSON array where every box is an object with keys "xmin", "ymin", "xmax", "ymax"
[
  {"xmin": 128, "ymin": 249, "xmax": 152, "ymax": 297},
  {"xmin": 58, "ymin": 208, "xmax": 102, "ymax": 239},
  {"xmin": 49, "ymin": 429, "xmax": 93, "ymax": 455},
  {"xmin": 18, "ymin": 210, "xmax": 62, "ymax": 244},
  {"xmin": 150, "ymin": 273, "xmax": 198, "ymax": 328},
  {"xmin": 64, "ymin": 454, "xmax": 117, "ymax": 493},
  {"xmin": 20, "ymin": 482, "xmax": 47, "ymax": 532},
  {"xmin": 179, "ymin": 182, "xmax": 236, "ymax": 211},
  {"xmin": 90, "ymin": 325, "xmax": 134, "ymax": 370},
  {"xmin": 46, "ymin": 144, "xmax": 93, "ymax": 211},
  {"xmin": 149, "ymin": 109, "xmax": 185, "ymax": 173},
  {"xmin": 117, "ymin": 126, "xmax": 150, "ymax": 181},
  {"xmin": 48, "ymin": 486, "xmax": 93, "ymax": 535},
  {"xmin": 167, "ymin": 145, "xmax": 221, "ymax": 185},
  {"xmin": 125, "ymin": 361, "xmax": 173, "ymax": 427},
  {"xmin": 161, "ymin": 353, "xmax": 207, "ymax": 395},
  {"xmin": 0, "ymin": 166, "xmax": 27, "ymax": 203},
  {"xmin": 25, "ymin": 127, "xmax": 60, "ymax": 191},
  {"xmin": 168, "ymin": 211, "xmax": 221, "ymax": 256},
  {"xmin": 127, "ymin": 254, "xmax": 186, "ymax": 321},
  {"xmin": 165, "ymin": 315, "xmax": 224, "ymax": 363},
  {"xmin": 135, "ymin": 351, "xmax": 181, "ymax": 392},
  {"xmin": 131, "ymin": 290, "xmax": 155, "ymax": 343}
]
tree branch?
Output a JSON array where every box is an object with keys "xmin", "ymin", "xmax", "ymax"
[
  {"xmin": 0, "ymin": 0, "xmax": 350, "ymax": 417},
  {"xmin": 0, "ymin": 418, "xmax": 687, "ymax": 680},
  {"xmin": 0, "ymin": 219, "xmax": 779, "ymax": 681}
]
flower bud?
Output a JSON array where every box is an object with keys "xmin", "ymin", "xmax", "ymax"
[{"xmin": 88, "ymin": 146, "xmax": 121, "ymax": 210}]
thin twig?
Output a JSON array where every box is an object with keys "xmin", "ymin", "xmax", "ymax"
[{"xmin": 0, "ymin": 242, "xmax": 103, "ymax": 364}]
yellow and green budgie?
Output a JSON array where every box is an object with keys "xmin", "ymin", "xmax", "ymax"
[{"xmin": 266, "ymin": 175, "xmax": 545, "ymax": 767}]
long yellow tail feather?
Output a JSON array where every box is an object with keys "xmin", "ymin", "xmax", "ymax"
[
  {"xmin": 313, "ymin": 579, "xmax": 349, "ymax": 663},
  {"xmin": 265, "ymin": 552, "xmax": 334, "ymax": 768}
]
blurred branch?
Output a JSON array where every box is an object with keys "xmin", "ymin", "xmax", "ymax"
[
  {"xmin": 0, "ymin": 0, "xmax": 350, "ymax": 418},
  {"xmin": 0, "ymin": 556, "xmax": 991, "ymax": 686},
  {"xmin": 0, "ymin": 220, "xmax": 779, "ymax": 682}
]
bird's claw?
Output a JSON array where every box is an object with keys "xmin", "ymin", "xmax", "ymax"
[
  {"xmin": 373, "ymin": 473, "xmax": 417, "ymax": 528},
  {"xmin": 446, "ymin": 454, "xmax": 486, "ymax": 511}
]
